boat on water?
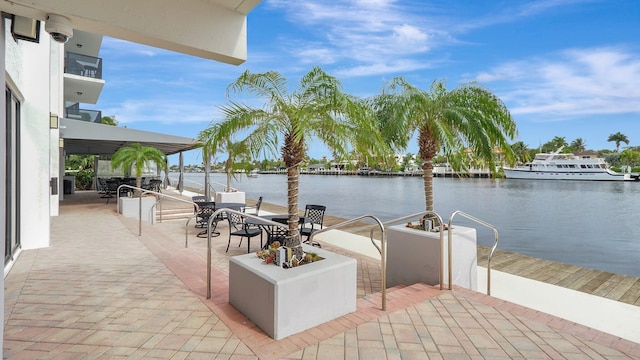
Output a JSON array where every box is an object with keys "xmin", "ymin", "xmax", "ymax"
[
  {"xmin": 503, "ymin": 148, "xmax": 632, "ymax": 181},
  {"xmin": 247, "ymin": 169, "xmax": 260, "ymax": 178}
]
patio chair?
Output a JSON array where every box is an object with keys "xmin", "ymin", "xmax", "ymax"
[
  {"xmin": 300, "ymin": 204, "xmax": 326, "ymax": 248},
  {"xmin": 195, "ymin": 202, "xmax": 220, "ymax": 238},
  {"xmin": 227, "ymin": 211, "xmax": 262, "ymax": 253},
  {"xmin": 194, "ymin": 200, "xmax": 215, "ymax": 228},
  {"xmin": 244, "ymin": 196, "xmax": 263, "ymax": 215},
  {"xmin": 192, "ymin": 196, "xmax": 208, "ymax": 227},
  {"xmin": 104, "ymin": 179, "xmax": 120, "ymax": 204}
]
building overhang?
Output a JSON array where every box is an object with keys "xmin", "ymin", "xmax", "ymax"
[
  {"xmin": 0, "ymin": 0, "xmax": 261, "ymax": 64},
  {"xmin": 60, "ymin": 118, "xmax": 199, "ymax": 156}
]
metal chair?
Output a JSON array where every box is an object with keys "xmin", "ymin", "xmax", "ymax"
[
  {"xmin": 104, "ymin": 179, "xmax": 120, "ymax": 204},
  {"xmin": 244, "ymin": 196, "xmax": 263, "ymax": 215},
  {"xmin": 227, "ymin": 212, "xmax": 263, "ymax": 253},
  {"xmin": 194, "ymin": 200, "xmax": 214, "ymax": 229},
  {"xmin": 195, "ymin": 202, "xmax": 220, "ymax": 238},
  {"xmin": 300, "ymin": 204, "xmax": 326, "ymax": 248}
]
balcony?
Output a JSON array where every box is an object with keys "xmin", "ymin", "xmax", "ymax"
[
  {"xmin": 64, "ymin": 52, "xmax": 105, "ymax": 104},
  {"xmin": 65, "ymin": 104, "xmax": 102, "ymax": 123},
  {"xmin": 65, "ymin": 52, "xmax": 102, "ymax": 79}
]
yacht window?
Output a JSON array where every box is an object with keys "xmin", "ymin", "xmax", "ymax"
[{"xmin": 568, "ymin": 165, "xmax": 576, "ymax": 168}]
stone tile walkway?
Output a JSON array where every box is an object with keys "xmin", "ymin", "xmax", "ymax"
[{"xmin": 3, "ymin": 195, "xmax": 640, "ymax": 359}]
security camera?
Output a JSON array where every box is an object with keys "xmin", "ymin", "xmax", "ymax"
[{"xmin": 45, "ymin": 14, "xmax": 73, "ymax": 43}]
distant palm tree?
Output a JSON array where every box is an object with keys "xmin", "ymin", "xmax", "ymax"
[
  {"xmin": 542, "ymin": 136, "xmax": 568, "ymax": 153},
  {"xmin": 198, "ymin": 124, "xmax": 250, "ymax": 196},
  {"xmin": 212, "ymin": 67, "xmax": 382, "ymax": 258},
  {"xmin": 619, "ymin": 149, "xmax": 639, "ymax": 167},
  {"xmin": 511, "ymin": 141, "xmax": 531, "ymax": 164},
  {"xmin": 111, "ymin": 143, "xmax": 166, "ymax": 196},
  {"xmin": 570, "ymin": 138, "xmax": 586, "ymax": 152},
  {"xmin": 607, "ymin": 132, "xmax": 629, "ymax": 152},
  {"xmin": 374, "ymin": 78, "xmax": 517, "ymax": 212}
]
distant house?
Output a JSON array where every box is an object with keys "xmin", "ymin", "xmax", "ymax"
[
  {"xmin": 307, "ymin": 164, "xmax": 326, "ymax": 172},
  {"xmin": 574, "ymin": 151, "xmax": 599, "ymax": 159}
]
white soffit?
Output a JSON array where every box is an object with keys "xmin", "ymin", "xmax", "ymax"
[{"xmin": 0, "ymin": 0, "xmax": 262, "ymax": 64}]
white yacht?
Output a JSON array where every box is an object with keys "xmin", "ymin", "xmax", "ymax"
[{"xmin": 503, "ymin": 148, "xmax": 632, "ymax": 181}]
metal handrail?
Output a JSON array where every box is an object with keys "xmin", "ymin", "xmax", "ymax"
[
  {"xmin": 376, "ymin": 211, "xmax": 445, "ymax": 290},
  {"xmin": 308, "ymin": 215, "xmax": 387, "ymax": 310},
  {"xmin": 116, "ymin": 184, "xmax": 200, "ymax": 236},
  {"xmin": 205, "ymin": 209, "xmax": 292, "ymax": 299},
  {"xmin": 168, "ymin": 175, "xmax": 237, "ymax": 193},
  {"xmin": 447, "ymin": 211, "xmax": 498, "ymax": 295}
]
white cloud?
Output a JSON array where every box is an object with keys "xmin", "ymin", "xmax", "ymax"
[{"xmin": 476, "ymin": 47, "xmax": 640, "ymax": 117}]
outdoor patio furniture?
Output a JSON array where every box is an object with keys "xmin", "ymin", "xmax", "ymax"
[
  {"xmin": 243, "ymin": 196, "xmax": 263, "ymax": 215},
  {"xmin": 195, "ymin": 202, "xmax": 220, "ymax": 238},
  {"xmin": 147, "ymin": 179, "xmax": 163, "ymax": 193},
  {"xmin": 247, "ymin": 215, "xmax": 305, "ymax": 249},
  {"xmin": 227, "ymin": 212, "xmax": 262, "ymax": 253},
  {"xmin": 104, "ymin": 179, "xmax": 120, "ymax": 204},
  {"xmin": 194, "ymin": 200, "xmax": 215, "ymax": 229},
  {"xmin": 300, "ymin": 204, "xmax": 326, "ymax": 248}
]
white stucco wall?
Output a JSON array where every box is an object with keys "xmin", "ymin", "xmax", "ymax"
[{"xmin": 5, "ymin": 23, "xmax": 57, "ymax": 250}]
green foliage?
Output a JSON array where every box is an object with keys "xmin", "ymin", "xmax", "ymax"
[
  {"xmin": 111, "ymin": 143, "xmax": 167, "ymax": 195},
  {"xmin": 373, "ymin": 78, "xmax": 517, "ymax": 211},
  {"xmin": 211, "ymin": 67, "xmax": 383, "ymax": 255},
  {"xmin": 541, "ymin": 136, "xmax": 568, "ymax": 153},
  {"xmin": 607, "ymin": 132, "xmax": 629, "ymax": 152},
  {"xmin": 101, "ymin": 116, "xmax": 118, "ymax": 126}
]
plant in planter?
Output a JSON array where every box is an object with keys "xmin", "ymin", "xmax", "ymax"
[
  {"xmin": 256, "ymin": 241, "xmax": 324, "ymax": 268},
  {"xmin": 205, "ymin": 67, "xmax": 388, "ymax": 259},
  {"xmin": 111, "ymin": 143, "xmax": 167, "ymax": 197}
]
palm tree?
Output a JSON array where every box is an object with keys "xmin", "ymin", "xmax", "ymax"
[
  {"xmin": 198, "ymin": 123, "xmax": 251, "ymax": 199},
  {"xmin": 570, "ymin": 138, "xmax": 586, "ymax": 152},
  {"xmin": 510, "ymin": 141, "xmax": 531, "ymax": 164},
  {"xmin": 607, "ymin": 132, "xmax": 629, "ymax": 152},
  {"xmin": 374, "ymin": 78, "xmax": 517, "ymax": 212},
  {"xmin": 542, "ymin": 136, "xmax": 568, "ymax": 153},
  {"xmin": 111, "ymin": 143, "xmax": 167, "ymax": 196},
  {"xmin": 211, "ymin": 67, "xmax": 382, "ymax": 258}
]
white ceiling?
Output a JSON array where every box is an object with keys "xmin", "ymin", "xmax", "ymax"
[{"xmin": 0, "ymin": 0, "xmax": 262, "ymax": 64}]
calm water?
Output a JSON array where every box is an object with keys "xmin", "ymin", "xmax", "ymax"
[{"xmin": 177, "ymin": 172, "xmax": 640, "ymax": 277}]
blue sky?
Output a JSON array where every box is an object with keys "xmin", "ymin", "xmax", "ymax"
[{"xmin": 94, "ymin": 0, "xmax": 640, "ymax": 166}]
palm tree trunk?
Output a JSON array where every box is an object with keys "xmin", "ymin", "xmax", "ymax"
[
  {"xmin": 285, "ymin": 165, "xmax": 303, "ymax": 259},
  {"xmin": 422, "ymin": 160, "xmax": 434, "ymax": 212},
  {"xmin": 135, "ymin": 176, "xmax": 143, "ymax": 197}
]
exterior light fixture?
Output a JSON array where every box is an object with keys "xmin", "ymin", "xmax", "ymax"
[
  {"xmin": 59, "ymin": 138, "xmax": 64, "ymax": 148},
  {"xmin": 11, "ymin": 15, "xmax": 40, "ymax": 43},
  {"xmin": 50, "ymin": 113, "xmax": 59, "ymax": 129}
]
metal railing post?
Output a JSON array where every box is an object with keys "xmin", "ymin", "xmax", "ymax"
[{"xmin": 447, "ymin": 211, "xmax": 499, "ymax": 295}]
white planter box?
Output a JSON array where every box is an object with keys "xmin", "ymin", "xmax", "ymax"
[
  {"xmin": 386, "ymin": 224, "xmax": 477, "ymax": 290},
  {"xmin": 215, "ymin": 191, "xmax": 245, "ymax": 204},
  {"xmin": 229, "ymin": 244, "xmax": 357, "ymax": 340},
  {"xmin": 118, "ymin": 197, "xmax": 156, "ymax": 224}
]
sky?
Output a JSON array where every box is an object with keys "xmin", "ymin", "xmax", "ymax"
[{"xmin": 93, "ymin": 0, "xmax": 640, "ymax": 166}]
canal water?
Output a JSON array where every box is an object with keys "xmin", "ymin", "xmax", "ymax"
[{"xmin": 178, "ymin": 172, "xmax": 640, "ymax": 277}]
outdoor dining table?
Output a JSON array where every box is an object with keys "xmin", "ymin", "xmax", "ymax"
[{"xmin": 247, "ymin": 215, "xmax": 305, "ymax": 248}]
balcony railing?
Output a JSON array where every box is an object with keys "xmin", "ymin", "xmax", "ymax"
[
  {"xmin": 65, "ymin": 52, "xmax": 103, "ymax": 79},
  {"xmin": 65, "ymin": 104, "xmax": 102, "ymax": 123}
]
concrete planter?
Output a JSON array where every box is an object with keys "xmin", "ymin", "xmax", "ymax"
[
  {"xmin": 229, "ymin": 244, "xmax": 357, "ymax": 340},
  {"xmin": 215, "ymin": 191, "xmax": 245, "ymax": 204},
  {"xmin": 386, "ymin": 224, "xmax": 477, "ymax": 290},
  {"xmin": 118, "ymin": 196, "xmax": 156, "ymax": 224}
]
